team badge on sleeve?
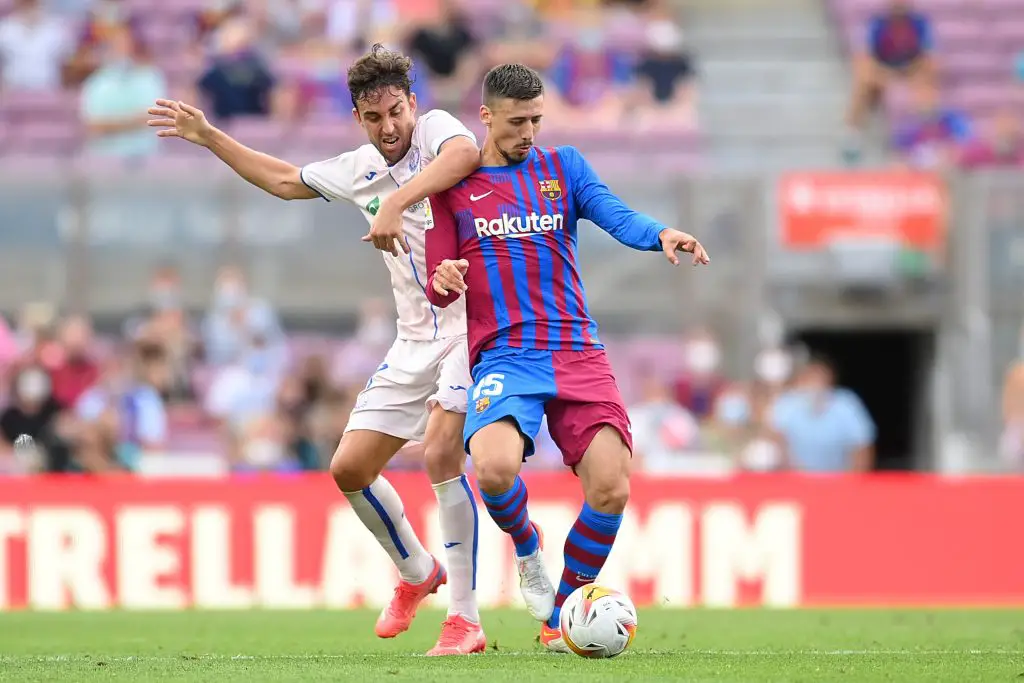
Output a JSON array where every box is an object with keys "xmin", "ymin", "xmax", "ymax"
[
  {"xmin": 539, "ymin": 179, "xmax": 561, "ymax": 201},
  {"xmin": 475, "ymin": 397, "xmax": 490, "ymax": 413}
]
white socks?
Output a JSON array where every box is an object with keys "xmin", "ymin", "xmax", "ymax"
[
  {"xmin": 343, "ymin": 473, "xmax": 480, "ymax": 622},
  {"xmin": 433, "ymin": 474, "xmax": 480, "ymax": 622},
  {"xmin": 343, "ymin": 476, "xmax": 434, "ymax": 584}
]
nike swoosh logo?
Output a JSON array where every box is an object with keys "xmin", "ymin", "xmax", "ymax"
[
  {"xmin": 444, "ymin": 542, "xmax": 461, "ymax": 548},
  {"xmin": 469, "ymin": 191, "xmax": 493, "ymax": 201}
]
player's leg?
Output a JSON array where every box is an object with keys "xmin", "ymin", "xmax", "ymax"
[
  {"xmin": 329, "ymin": 430, "xmax": 437, "ymax": 584},
  {"xmin": 330, "ymin": 347, "xmax": 445, "ymax": 638},
  {"xmin": 422, "ymin": 404, "xmax": 486, "ymax": 655},
  {"xmin": 423, "ymin": 340, "xmax": 486, "ymax": 656},
  {"xmin": 540, "ymin": 350, "xmax": 632, "ymax": 651},
  {"xmin": 466, "ymin": 350, "xmax": 556, "ymax": 621}
]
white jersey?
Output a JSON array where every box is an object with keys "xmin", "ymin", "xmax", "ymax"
[{"xmin": 300, "ymin": 109, "xmax": 473, "ymax": 342}]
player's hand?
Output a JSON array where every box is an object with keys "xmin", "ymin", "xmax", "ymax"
[
  {"xmin": 361, "ymin": 200, "xmax": 410, "ymax": 257},
  {"xmin": 146, "ymin": 99, "xmax": 215, "ymax": 147},
  {"xmin": 659, "ymin": 228, "xmax": 710, "ymax": 266},
  {"xmin": 432, "ymin": 259, "xmax": 469, "ymax": 296}
]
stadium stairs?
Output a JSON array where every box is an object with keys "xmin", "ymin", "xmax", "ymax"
[{"xmin": 678, "ymin": 0, "xmax": 888, "ymax": 170}]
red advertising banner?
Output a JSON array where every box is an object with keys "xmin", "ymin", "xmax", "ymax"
[
  {"xmin": 779, "ymin": 172, "xmax": 947, "ymax": 250},
  {"xmin": 0, "ymin": 473, "xmax": 1020, "ymax": 611}
]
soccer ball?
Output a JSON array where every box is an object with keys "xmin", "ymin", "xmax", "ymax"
[{"xmin": 559, "ymin": 584, "xmax": 638, "ymax": 659}]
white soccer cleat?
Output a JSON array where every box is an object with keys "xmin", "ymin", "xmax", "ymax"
[{"xmin": 516, "ymin": 523, "xmax": 555, "ymax": 621}]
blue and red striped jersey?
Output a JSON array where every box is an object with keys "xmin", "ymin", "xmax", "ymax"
[{"xmin": 425, "ymin": 145, "xmax": 666, "ymax": 364}]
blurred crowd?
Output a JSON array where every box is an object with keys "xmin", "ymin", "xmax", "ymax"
[
  {"xmin": 0, "ymin": 0, "xmax": 697, "ymax": 159},
  {"xmin": 843, "ymin": 0, "xmax": 1024, "ymax": 168},
  {"xmin": 0, "ymin": 263, "xmax": 882, "ymax": 477}
]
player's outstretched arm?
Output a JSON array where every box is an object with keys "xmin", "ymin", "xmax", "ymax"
[
  {"xmin": 364, "ymin": 134, "xmax": 479, "ymax": 256},
  {"xmin": 424, "ymin": 190, "xmax": 466, "ymax": 308},
  {"xmin": 563, "ymin": 146, "xmax": 708, "ymax": 265},
  {"xmin": 147, "ymin": 99, "xmax": 317, "ymax": 201}
]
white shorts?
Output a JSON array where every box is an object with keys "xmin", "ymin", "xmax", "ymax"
[{"xmin": 344, "ymin": 335, "xmax": 470, "ymax": 442}]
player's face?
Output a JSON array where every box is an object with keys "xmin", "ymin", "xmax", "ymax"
[
  {"xmin": 481, "ymin": 96, "xmax": 544, "ymax": 164},
  {"xmin": 353, "ymin": 89, "xmax": 418, "ymax": 165}
]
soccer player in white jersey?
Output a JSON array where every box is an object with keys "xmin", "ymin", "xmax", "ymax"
[{"xmin": 147, "ymin": 45, "xmax": 485, "ymax": 656}]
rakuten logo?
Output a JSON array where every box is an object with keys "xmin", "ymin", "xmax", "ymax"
[{"xmin": 474, "ymin": 213, "xmax": 563, "ymax": 239}]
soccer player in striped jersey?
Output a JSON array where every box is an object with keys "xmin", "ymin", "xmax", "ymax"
[
  {"xmin": 148, "ymin": 46, "xmax": 485, "ymax": 656},
  {"xmin": 423, "ymin": 64, "xmax": 709, "ymax": 652}
]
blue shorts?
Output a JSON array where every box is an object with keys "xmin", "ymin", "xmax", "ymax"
[{"xmin": 463, "ymin": 346, "xmax": 632, "ymax": 468}]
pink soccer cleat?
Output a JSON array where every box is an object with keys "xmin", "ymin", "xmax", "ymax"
[
  {"xmin": 425, "ymin": 615, "xmax": 487, "ymax": 656},
  {"xmin": 539, "ymin": 622, "xmax": 571, "ymax": 653},
  {"xmin": 375, "ymin": 557, "xmax": 447, "ymax": 639}
]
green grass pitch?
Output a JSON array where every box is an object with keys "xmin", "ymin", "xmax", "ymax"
[{"xmin": 0, "ymin": 609, "xmax": 1020, "ymax": 682}]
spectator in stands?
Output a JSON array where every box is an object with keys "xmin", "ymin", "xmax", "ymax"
[
  {"xmin": 632, "ymin": 10, "xmax": 696, "ymax": 129},
  {"xmin": 892, "ymin": 81, "xmax": 973, "ymax": 170},
  {"xmin": 201, "ymin": 265, "xmax": 285, "ymax": 367},
  {"xmin": 205, "ymin": 332, "xmax": 287, "ymax": 470},
  {"xmin": 0, "ymin": 0, "xmax": 73, "ymax": 90},
  {"xmin": 753, "ymin": 345, "xmax": 794, "ymax": 389},
  {"xmin": 0, "ymin": 315, "xmax": 21, "ymax": 376},
  {"xmin": 405, "ymin": 0, "xmax": 479, "ymax": 112},
  {"xmin": 192, "ymin": 0, "xmax": 246, "ymax": 55},
  {"xmin": 484, "ymin": 1, "xmax": 554, "ymax": 72},
  {"xmin": 960, "ymin": 109, "xmax": 1024, "ymax": 169},
  {"xmin": 64, "ymin": 0, "xmax": 141, "ymax": 86},
  {"xmin": 845, "ymin": 0, "xmax": 936, "ymax": 163},
  {"xmin": 0, "ymin": 365, "xmax": 72, "ymax": 472},
  {"xmin": 1000, "ymin": 334, "xmax": 1024, "ymax": 469},
  {"xmin": 48, "ymin": 315, "xmax": 100, "ymax": 410},
  {"xmin": 771, "ymin": 354, "xmax": 876, "ymax": 472},
  {"xmin": 545, "ymin": 5, "xmax": 634, "ymax": 127},
  {"xmin": 13, "ymin": 301, "xmax": 57, "ymax": 357},
  {"xmin": 75, "ymin": 343, "xmax": 168, "ymax": 472},
  {"xmin": 126, "ymin": 265, "xmax": 197, "ymax": 403},
  {"xmin": 197, "ymin": 17, "xmax": 279, "ymax": 122},
  {"xmin": 325, "ymin": 0, "xmax": 397, "ymax": 50},
  {"xmin": 296, "ymin": 353, "xmax": 330, "ymax": 409},
  {"xmin": 308, "ymin": 385, "xmax": 355, "ymax": 465},
  {"xmin": 717, "ymin": 381, "xmax": 787, "ymax": 472},
  {"xmin": 251, "ymin": 0, "xmax": 324, "ymax": 51},
  {"xmin": 331, "ymin": 297, "xmax": 394, "ymax": 383},
  {"xmin": 673, "ymin": 327, "xmax": 725, "ymax": 421},
  {"xmin": 629, "ymin": 372, "xmax": 702, "ymax": 473},
  {"xmin": 204, "ymin": 333, "xmax": 284, "ymax": 430},
  {"xmin": 18, "ymin": 305, "xmax": 63, "ymax": 374},
  {"xmin": 80, "ymin": 29, "xmax": 165, "ymax": 159}
]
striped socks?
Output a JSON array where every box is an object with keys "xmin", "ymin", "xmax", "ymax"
[
  {"xmin": 547, "ymin": 502, "xmax": 623, "ymax": 629},
  {"xmin": 479, "ymin": 475, "xmax": 540, "ymax": 558}
]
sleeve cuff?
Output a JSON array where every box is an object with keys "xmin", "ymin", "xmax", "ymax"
[
  {"xmin": 431, "ymin": 132, "xmax": 476, "ymax": 158},
  {"xmin": 299, "ymin": 166, "xmax": 330, "ymax": 202}
]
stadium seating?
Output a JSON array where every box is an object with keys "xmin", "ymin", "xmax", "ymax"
[
  {"xmin": 830, "ymin": 0, "xmax": 1024, "ymax": 121},
  {"xmin": 0, "ymin": 0, "xmax": 702, "ymax": 161}
]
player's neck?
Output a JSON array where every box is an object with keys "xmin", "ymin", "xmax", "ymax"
[{"xmin": 480, "ymin": 138, "xmax": 525, "ymax": 168}]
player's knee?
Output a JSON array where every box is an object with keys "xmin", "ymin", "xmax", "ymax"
[
  {"xmin": 469, "ymin": 420, "xmax": 524, "ymax": 495},
  {"xmin": 423, "ymin": 406, "xmax": 467, "ymax": 484},
  {"xmin": 585, "ymin": 475, "xmax": 630, "ymax": 514},
  {"xmin": 329, "ymin": 443, "xmax": 380, "ymax": 492},
  {"xmin": 475, "ymin": 457, "xmax": 520, "ymax": 495},
  {"xmin": 423, "ymin": 438, "xmax": 464, "ymax": 483}
]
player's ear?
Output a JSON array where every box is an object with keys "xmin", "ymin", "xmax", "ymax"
[
  {"xmin": 407, "ymin": 92, "xmax": 417, "ymax": 115},
  {"xmin": 351, "ymin": 107, "xmax": 361, "ymax": 126},
  {"xmin": 479, "ymin": 105, "xmax": 490, "ymax": 127}
]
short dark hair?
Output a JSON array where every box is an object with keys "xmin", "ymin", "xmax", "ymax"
[
  {"xmin": 482, "ymin": 64, "xmax": 544, "ymax": 106},
  {"xmin": 347, "ymin": 44, "xmax": 414, "ymax": 107}
]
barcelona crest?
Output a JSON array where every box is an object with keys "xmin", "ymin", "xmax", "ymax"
[
  {"xmin": 539, "ymin": 178, "xmax": 562, "ymax": 200},
  {"xmin": 475, "ymin": 397, "xmax": 490, "ymax": 413}
]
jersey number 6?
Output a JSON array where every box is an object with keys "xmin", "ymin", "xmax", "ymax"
[{"xmin": 472, "ymin": 373, "xmax": 505, "ymax": 401}]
